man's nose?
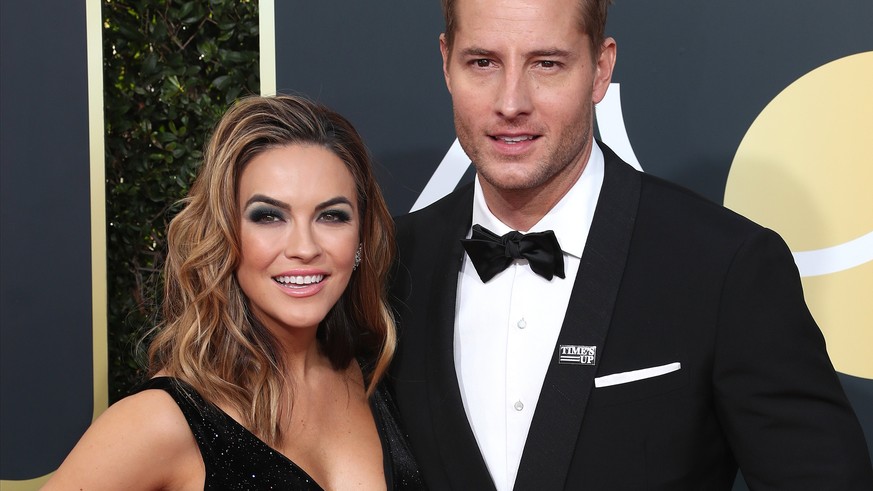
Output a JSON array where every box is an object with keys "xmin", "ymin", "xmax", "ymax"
[{"xmin": 495, "ymin": 66, "xmax": 533, "ymax": 120}]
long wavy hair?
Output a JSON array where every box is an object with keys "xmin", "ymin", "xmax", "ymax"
[{"xmin": 147, "ymin": 94, "xmax": 396, "ymax": 445}]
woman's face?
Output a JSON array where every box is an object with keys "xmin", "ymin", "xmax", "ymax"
[{"xmin": 236, "ymin": 144, "xmax": 360, "ymax": 340}]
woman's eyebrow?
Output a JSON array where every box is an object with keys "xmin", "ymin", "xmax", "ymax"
[
  {"xmin": 244, "ymin": 194, "xmax": 289, "ymax": 210},
  {"xmin": 316, "ymin": 196, "xmax": 353, "ymax": 210}
]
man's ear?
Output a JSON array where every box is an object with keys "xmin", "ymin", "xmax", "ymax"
[
  {"xmin": 440, "ymin": 33, "xmax": 452, "ymax": 94},
  {"xmin": 592, "ymin": 37, "xmax": 617, "ymax": 104}
]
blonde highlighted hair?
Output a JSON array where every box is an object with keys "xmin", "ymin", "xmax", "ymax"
[{"xmin": 147, "ymin": 94, "xmax": 396, "ymax": 445}]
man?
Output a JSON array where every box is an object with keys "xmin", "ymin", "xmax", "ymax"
[{"xmin": 389, "ymin": 0, "xmax": 873, "ymax": 489}]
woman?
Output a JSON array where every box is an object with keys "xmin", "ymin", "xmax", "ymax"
[{"xmin": 44, "ymin": 95, "xmax": 422, "ymax": 490}]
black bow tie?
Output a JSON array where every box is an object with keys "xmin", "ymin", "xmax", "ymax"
[{"xmin": 461, "ymin": 224, "xmax": 565, "ymax": 282}]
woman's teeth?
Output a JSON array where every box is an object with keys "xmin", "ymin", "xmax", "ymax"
[{"xmin": 274, "ymin": 274, "xmax": 324, "ymax": 285}]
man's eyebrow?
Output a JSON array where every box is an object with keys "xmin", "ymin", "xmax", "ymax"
[
  {"xmin": 244, "ymin": 194, "xmax": 289, "ymax": 210},
  {"xmin": 457, "ymin": 47, "xmax": 573, "ymax": 58},
  {"xmin": 528, "ymin": 48, "xmax": 572, "ymax": 58},
  {"xmin": 459, "ymin": 47, "xmax": 496, "ymax": 57}
]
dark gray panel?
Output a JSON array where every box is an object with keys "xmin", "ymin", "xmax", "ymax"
[
  {"xmin": 275, "ymin": 2, "xmax": 456, "ymax": 214},
  {"xmin": 0, "ymin": 0, "xmax": 94, "ymax": 479}
]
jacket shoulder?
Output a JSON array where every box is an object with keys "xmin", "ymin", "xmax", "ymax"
[
  {"xmin": 637, "ymin": 170, "xmax": 766, "ymax": 238},
  {"xmin": 394, "ymin": 183, "xmax": 473, "ymax": 239}
]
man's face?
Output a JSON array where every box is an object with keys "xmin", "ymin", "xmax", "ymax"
[{"xmin": 442, "ymin": 0, "xmax": 615, "ymax": 202}]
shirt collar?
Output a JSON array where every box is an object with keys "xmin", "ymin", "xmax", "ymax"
[{"xmin": 471, "ymin": 141, "xmax": 604, "ymax": 259}]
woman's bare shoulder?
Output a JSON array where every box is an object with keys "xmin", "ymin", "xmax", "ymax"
[{"xmin": 42, "ymin": 385, "xmax": 204, "ymax": 490}]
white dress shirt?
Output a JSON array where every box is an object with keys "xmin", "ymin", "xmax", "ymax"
[{"xmin": 454, "ymin": 142, "xmax": 605, "ymax": 491}]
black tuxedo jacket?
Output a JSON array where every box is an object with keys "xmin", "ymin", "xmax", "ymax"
[{"xmin": 389, "ymin": 144, "xmax": 872, "ymax": 490}]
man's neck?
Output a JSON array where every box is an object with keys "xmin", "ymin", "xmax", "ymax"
[{"xmin": 480, "ymin": 144, "xmax": 592, "ymax": 231}]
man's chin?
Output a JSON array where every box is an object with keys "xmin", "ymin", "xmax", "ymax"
[{"xmin": 476, "ymin": 166, "xmax": 547, "ymax": 192}]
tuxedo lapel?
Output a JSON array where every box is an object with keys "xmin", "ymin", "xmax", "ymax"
[
  {"xmin": 515, "ymin": 146, "xmax": 641, "ymax": 489},
  {"xmin": 424, "ymin": 184, "xmax": 498, "ymax": 489}
]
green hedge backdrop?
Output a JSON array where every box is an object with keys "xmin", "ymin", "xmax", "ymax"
[{"xmin": 103, "ymin": 0, "xmax": 259, "ymax": 401}]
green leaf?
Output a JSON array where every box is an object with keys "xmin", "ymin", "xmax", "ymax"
[{"xmin": 211, "ymin": 74, "xmax": 230, "ymax": 90}]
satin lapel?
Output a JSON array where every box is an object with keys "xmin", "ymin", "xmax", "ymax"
[
  {"xmin": 425, "ymin": 184, "xmax": 498, "ymax": 489},
  {"xmin": 515, "ymin": 148, "xmax": 642, "ymax": 490}
]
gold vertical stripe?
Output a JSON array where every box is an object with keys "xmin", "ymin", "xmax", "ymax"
[
  {"xmin": 88, "ymin": 0, "xmax": 109, "ymax": 421},
  {"xmin": 260, "ymin": 0, "xmax": 276, "ymax": 96}
]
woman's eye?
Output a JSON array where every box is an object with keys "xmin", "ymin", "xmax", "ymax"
[
  {"xmin": 320, "ymin": 210, "xmax": 351, "ymax": 223},
  {"xmin": 248, "ymin": 207, "xmax": 283, "ymax": 223}
]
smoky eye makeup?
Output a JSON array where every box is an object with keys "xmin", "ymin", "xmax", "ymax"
[
  {"xmin": 315, "ymin": 196, "xmax": 355, "ymax": 224},
  {"xmin": 246, "ymin": 205, "xmax": 284, "ymax": 223},
  {"xmin": 318, "ymin": 208, "xmax": 353, "ymax": 223}
]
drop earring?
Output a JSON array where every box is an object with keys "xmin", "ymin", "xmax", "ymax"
[{"xmin": 353, "ymin": 243, "xmax": 362, "ymax": 271}]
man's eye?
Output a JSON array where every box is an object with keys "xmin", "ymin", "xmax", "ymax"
[
  {"xmin": 475, "ymin": 59, "xmax": 491, "ymax": 68},
  {"xmin": 539, "ymin": 60, "xmax": 557, "ymax": 68}
]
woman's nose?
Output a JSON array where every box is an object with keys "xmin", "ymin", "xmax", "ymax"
[{"xmin": 284, "ymin": 224, "xmax": 321, "ymax": 261}]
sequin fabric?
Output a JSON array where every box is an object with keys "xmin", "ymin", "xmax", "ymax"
[{"xmin": 136, "ymin": 377, "xmax": 425, "ymax": 490}]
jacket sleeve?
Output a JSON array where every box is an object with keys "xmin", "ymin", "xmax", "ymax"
[{"xmin": 712, "ymin": 228, "xmax": 873, "ymax": 489}]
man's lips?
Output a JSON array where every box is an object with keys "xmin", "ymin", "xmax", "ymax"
[
  {"xmin": 491, "ymin": 134, "xmax": 538, "ymax": 144},
  {"xmin": 489, "ymin": 133, "xmax": 540, "ymax": 154}
]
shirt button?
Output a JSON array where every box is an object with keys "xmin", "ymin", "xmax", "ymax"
[
  {"xmin": 514, "ymin": 400, "xmax": 524, "ymax": 411},
  {"xmin": 517, "ymin": 318, "xmax": 527, "ymax": 329}
]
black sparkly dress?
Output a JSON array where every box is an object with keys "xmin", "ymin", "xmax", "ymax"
[{"xmin": 135, "ymin": 377, "xmax": 425, "ymax": 490}]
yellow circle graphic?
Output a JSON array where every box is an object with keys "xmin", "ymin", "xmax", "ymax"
[{"xmin": 725, "ymin": 51, "xmax": 873, "ymax": 379}]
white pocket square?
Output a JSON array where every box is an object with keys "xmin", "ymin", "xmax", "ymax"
[{"xmin": 594, "ymin": 362, "xmax": 681, "ymax": 388}]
